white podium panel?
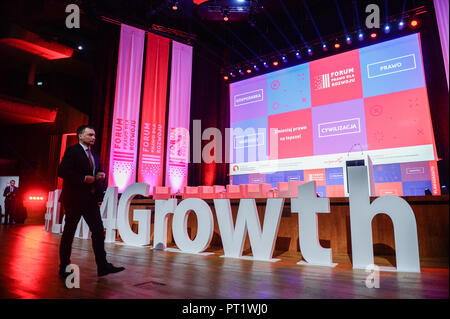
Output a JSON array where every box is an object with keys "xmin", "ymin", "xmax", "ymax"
[{"xmin": 343, "ymin": 154, "xmax": 375, "ymax": 197}]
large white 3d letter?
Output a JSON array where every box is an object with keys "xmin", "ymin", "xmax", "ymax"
[
  {"xmin": 291, "ymin": 182, "xmax": 335, "ymax": 267},
  {"xmin": 172, "ymin": 198, "xmax": 214, "ymax": 254},
  {"xmin": 100, "ymin": 187, "xmax": 118, "ymax": 243},
  {"xmin": 51, "ymin": 190, "xmax": 62, "ymax": 234},
  {"xmin": 214, "ymin": 198, "xmax": 284, "ymax": 261},
  {"xmin": 153, "ymin": 199, "xmax": 177, "ymax": 250},
  {"xmin": 348, "ymin": 166, "xmax": 420, "ymax": 273},
  {"xmin": 74, "ymin": 217, "xmax": 89, "ymax": 239},
  {"xmin": 117, "ymin": 183, "xmax": 151, "ymax": 246},
  {"xmin": 45, "ymin": 191, "xmax": 55, "ymax": 232}
]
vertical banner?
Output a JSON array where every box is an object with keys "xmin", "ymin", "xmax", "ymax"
[
  {"xmin": 165, "ymin": 41, "xmax": 193, "ymax": 193},
  {"xmin": 108, "ymin": 24, "xmax": 145, "ymax": 192},
  {"xmin": 137, "ymin": 33, "xmax": 171, "ymax": 190},
  {"xmin": 429, "ymin": 160, "xmax": 441, "ymax": 195}
]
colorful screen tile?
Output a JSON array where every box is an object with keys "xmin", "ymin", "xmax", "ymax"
[
  {"xmin": 230, "ymin": 73, "xmax": 268, "ymax": 123},
  {"xmin": 304, "ymin": 168, "xmax": 326, "ymax": 186},
  {"xmin": 375, "ymin": 182, "xmax": 404, "ymax": 196},
  {"xmin": 231, "ymin": 116, "xmax": 268, "ymax": 163},
  {"xmin": 268, "ymin": 108, "xmax": 314, "ymax": 159},
  {"xmin": 364, "ymin": 87, "xmax": 435, "ymax": 150},
  {"xmin": 267, "ymin": 63, "xmax": 312, "ymax": 115},
  {"xmin": 373, "ymin": 163, "xmax": 402, "ymax": 183},
  {"xmin": 400, "ymin": 161, "xmax": 431, "ymax": 181},
  {"xmin": 310, "ymin": 49, "xmax": 363, "ymax": 106},
  {"xmin": 312, "ymin": 99, "xmax": 368, "ymax": 156},
  {"xmin": 402, "ymin": 180, "xmax": 433, "ymax": 196},
  {"xmin": 325, "ymin": 167, "xmax": 345, "ymax": 185},
  {"xmin": 359, "ymin": 33, "xmax": 426, "ymax": 97}
]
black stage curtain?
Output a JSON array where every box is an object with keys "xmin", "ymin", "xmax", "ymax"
[
  {"xmin": 189, "ymin": 45, "xmax": 229, "ymax": 187},
  {"xmin": 422, "ymin": 4, "xmax": 449, "ymax": 189},
  {"xmin": 89, "ymin": 21, "xmax": 120, "ymax": 178}
]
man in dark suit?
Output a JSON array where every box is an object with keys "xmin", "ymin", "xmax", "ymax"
[
  {"xmin": 3, "ymin": 180, "xmax": 18, "ymax": 225},
  {"xmin": 58, "ymin": 125, "xmax": 125, "ymax": 278}
]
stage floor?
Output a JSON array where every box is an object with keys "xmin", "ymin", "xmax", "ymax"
[{"xmin": 0, "ymin": 225, "xmax": 448, "ymax": 299}]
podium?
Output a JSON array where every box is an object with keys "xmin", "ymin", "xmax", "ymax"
[{"xmin": 342, "ymin": 154, "xmax": 375, "ymax": 197}]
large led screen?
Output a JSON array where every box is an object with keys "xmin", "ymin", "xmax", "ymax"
[{"xmin": 229, "ymin": 33, "xmax": 440, "ymax": 196}]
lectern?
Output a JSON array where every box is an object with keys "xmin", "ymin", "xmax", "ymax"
[{"xmin": 343, "ymin": 154, "xmax": 375, "ymax": 197}]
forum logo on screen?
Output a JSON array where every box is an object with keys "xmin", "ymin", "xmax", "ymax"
[{"xmin": 314, "ymin": 68, "xmax": 356, "ymax": 91}]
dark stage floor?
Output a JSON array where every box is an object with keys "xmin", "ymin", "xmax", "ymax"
[{"xmin": 0, "ymin": 225, "xmax": 448, "ymax": 299}]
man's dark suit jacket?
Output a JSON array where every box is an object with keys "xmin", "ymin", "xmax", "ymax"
[
  {"xmin": 3, "ymin": 186, "xmax": 18, "ymax": 201},
  {"xmin": 58, "ymin": 144, "xmax": 106, "ymax": 208}
]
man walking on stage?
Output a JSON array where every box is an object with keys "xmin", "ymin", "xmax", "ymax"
[
  {"xmin": 3, "ymin": 180, "xmax": 18, "ymax": 225},
  {"xmin": 58, "ymin": 125, "xmax": 125, "ymax": 278}
]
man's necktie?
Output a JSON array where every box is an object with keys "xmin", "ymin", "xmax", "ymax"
[
  {"xmin": 87, "ymin": 148, "xmax": 96, "ymax": 194},
  {"xmin": 87, "ymin": 148, "xmax": 94, "ymax": 171}
]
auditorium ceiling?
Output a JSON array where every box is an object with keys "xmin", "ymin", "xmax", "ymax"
[{"xmin": 0, "ymin": 0, "xmax": 431, "ymax": 117}]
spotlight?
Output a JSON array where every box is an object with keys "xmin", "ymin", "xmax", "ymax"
[
  {"xmin": 295, "ymin": 51, "xmax": 301, "ymax": 59},
  {"xmin": 272, "ymin": 61, "xmax": 279, "ymax": 66},
  {"xmin": 238, "ymin": 69, "xmax": 244, "ymax": 75},
  {"xmin": 78, "ymin": 45, "xmax": 83, "ymax": 50},
  {"xmin": 398, "ymin": 21, "xmax": 405, "ymax": 30},
  {"xmin": 410, "ymin": 19, "xmax": 419, "ymax": 28},
  {"xmin": 322, "ymin": 44, "xmax": 328, "ymax": 52},
  {"xmin": 334, "ymin": 43, "xmax": 340, "ymax": 49},
  {"xmin": 346, "ymin": 36, "xmax": 352, "ymax": 45},
  {"xmin": 224, "ymin": 75, "xmax": 229, "ymax": 80},
  {"xmin": 237, "ymin": 0, "xmax": 245, "ymax": 2},
  {"xmin": 263, "ymin": 61, "xmax": 269, "ymax": 68},
  {"xmin": 36, "ymin": 81, "xmax": 43, "ymax": 86},
  {"xmin": 253, "ymin": 64, "xmax": 259, "ymax": 71},
  {"xmin": 358, "ymin": 32, "xmax": 364, "ymax": 41},
  {"xmin": 307, "ymin": 48, "xmax": 313, "ymax": 56},
  {"xmin": 384, "ymin": 24, "xmax": 391, "ymax": 34},
  {"xmin": 282, "ymin": 56, "xmax": 287, "ymax": 63},
  {"xmin": 172, "ymin": 1, "xmax": 179, "ymax": 10},
  {"xmin": 246, "ymin": 68, "xmax": 252, "ymax": 74},
  {"xmin": 230, "ymin": 72, "xmax": 236, "ymax": 78},
  {"xmin": 370, "ymin": 32, "xmax": 377, "ymax": 39}
]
